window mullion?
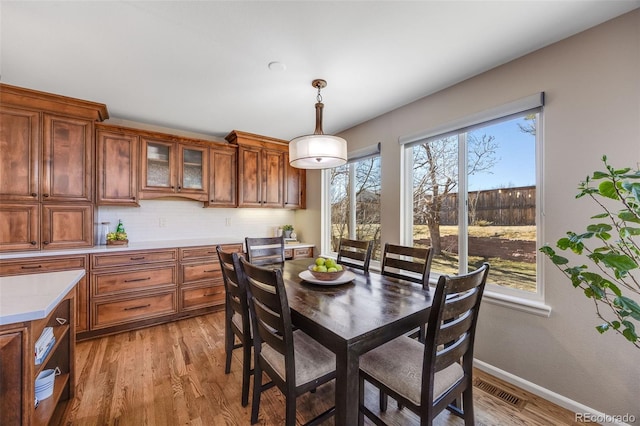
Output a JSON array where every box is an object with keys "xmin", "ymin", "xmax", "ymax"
[
  {"xmin": 458, "ymin": 133, "xmax": 469, "ymax": 274},
  {"xmin": 349, "ymin": 162, "xmax": 357, "ymax": 239}
]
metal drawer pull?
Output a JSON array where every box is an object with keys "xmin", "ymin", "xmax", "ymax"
[
  {"xmin": 204, "ymin": 290, "xmax": 223, "ymax": 297},
  {"xmin": 124, "ymin": 277, "xmax": 151, "ymax": 283},
  {"xmin": 130, "ymin": 256, "xmax": 146, "ymax": 260},
  {"xmin": 124, "ymin": 304, "xmax": 151, "ymax": 311},
  {"xmin": 204, "ymin": 269, "xmax": 217, "ymax": 273},
  {"xmin": 21, "ymin": 265, "xmax": 42, "ymax": 269}
]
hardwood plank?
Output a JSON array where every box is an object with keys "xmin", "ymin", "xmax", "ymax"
[{"xmin": 64, "ymin": 311, "xmax": 591, "ymax": 425}]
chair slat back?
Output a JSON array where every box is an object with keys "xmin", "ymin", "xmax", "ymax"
[
  {"xmin": 337, "ymin": 238, "xmax": 373, "ymax": 272},
  {"xmin": 217, "ymin": 246, "xmax": 250, "ymax": 329},
  {"xmin": 381, "ymin": 243, "xmax": 433, "ymax": 288},
  {"xmin": 245, "ymin": 236, "xmax": 285, "ymax": 266},
  {"xmin": 240, "ymin": 257, "xmax": 294, "ymax": 361},
  {"xmin": 422, "ymin": 263, "xmax": 489, "ymax": 406}
]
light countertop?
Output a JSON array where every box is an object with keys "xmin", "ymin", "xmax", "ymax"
[
  {"xmin": 0, "ymin": 238, "xmax": 315, "ymax": 260},
  {"xmin": 0, "ymin": 269, "xmax": 85, "ymax": 326}
]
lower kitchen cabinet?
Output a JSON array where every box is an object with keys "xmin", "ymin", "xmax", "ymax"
[
  {"xmin": 179, "ymin": 244, "xmax": 242, "ymax": 313},
  {"xmin": 0, "ymin": 255, "xmax": 90, "ymax": 333}
]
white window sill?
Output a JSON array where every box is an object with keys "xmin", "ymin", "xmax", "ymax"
[{"xmin": 482, "ymin": 290, "xmax": 551, "ymax": 317}]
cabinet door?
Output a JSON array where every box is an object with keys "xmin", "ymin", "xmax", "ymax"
[
  {"xmin": 237, "ymin": 145, "xmax": 262, "ymax": 207},
  {"xmin": 0, "ymin": 106, "xmax": 40, "ymax": 202},
  {"xmin": 96, "ymin": 130, "xmax": 139, "ymax": 205},
  {"xmin": 0, "ymin": 329, "xmax": 27, "ymax": 426},
  {"xmin": 42, "ymin": 114, "xmax": 93, "ymax": 202},
  {"xmin": 140, "ymin": 138, "xmax": 177, "ymax": 197},
  {"xmin": 177, "ymin": 144, "xmax": 208, "ymax": 201},
  {"xmin": 284, "ymin": 153, "xmax": 306, "ymax": 209},
  {"xmin": 0, "ymin": 203, "xmax": 39, "ymax": 252},
  {"xmin": 41, "ymin": 203, "xmax": 93, "ymax": 249},
  {"xmin": 207, "ymin": 145, "xmax": 237, "ymax": 207},
  {"xmin": 262, "ymin": 148, "xmax": 284, "ymax": 208}
]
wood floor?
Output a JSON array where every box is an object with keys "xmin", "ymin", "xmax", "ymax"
[{"xmin": 63, "ymin": 311, "xmax": 588, "ymax": 425}]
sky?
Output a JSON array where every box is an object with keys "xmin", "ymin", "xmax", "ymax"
[{"xmin": 468, "ymin": 116, "xmax": 536, "ymax": 191}]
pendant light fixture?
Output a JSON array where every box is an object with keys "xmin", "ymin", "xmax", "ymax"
[{"xmin": 289, "ymin": 79, "xmax": 347, "ymax": 169}]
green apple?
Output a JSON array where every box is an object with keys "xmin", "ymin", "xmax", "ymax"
[
  {"xmin": 325, "ymin": 259, "xmax": 336, "ymax": 268},
  {"xmin": 335, "ymin": 265, "xmax": 343, "ymax": 271},
  {"xmin": 317, "ymin": 265, "xmax": 328, "ymax": 273},
  {"xmin": 327, "ymin": 267, "xmax": 338, "ymax": 272},
  {"xmin": 315, "ymin": 257, "xmax": 326, "ymax": 266}
]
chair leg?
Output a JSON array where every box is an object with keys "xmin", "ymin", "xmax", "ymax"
[
  {"xmin": 224, "ymin": 327, "xmax": 233, "ymax": 374},
  {"xmin": 358, "ymin": 376, "xmax": 365, "ymax": 426},
  {"xmin": 462, "ymin": 387, "xmax": 474, "ymax": 426},
  {"xmin": 241, "ymin": 341, "xmax": 251, "ymax": 407},
  {"xmin": 379, "ymin": 389, "xmax": 388, "ymax": 412},
  {"xmin": 250, "ymin": 363, "xmax": 262, "ymax": 424},
  {"xmin": 285, "ymin": 392, "xmax": 297, "ymax": 426}
]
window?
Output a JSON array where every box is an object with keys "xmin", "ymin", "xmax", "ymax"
[
  {"xmin": 401, "ymin": 96, "xmax": 545, "ymax": 306},
  {"xmin": 323, "ymin": 147, "xmax": 381, "ymax": 263}
]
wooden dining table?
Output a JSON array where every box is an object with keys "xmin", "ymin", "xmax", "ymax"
[{"xmin": 279, "ymin": 259, "xmax": 433, "ymax": 426}]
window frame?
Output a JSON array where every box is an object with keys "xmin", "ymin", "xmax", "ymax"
[
  {"xmin": 321, "ymin": 146, "xmax": 381, "ymax": 268},
  {"xmin": 400, "ymin": 103, "xmax": 550, "ymax": 317}
]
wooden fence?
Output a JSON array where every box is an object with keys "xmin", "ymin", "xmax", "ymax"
[{"xmin": 425, "ymin": 185, "xmax": 536, "ymax": 226}]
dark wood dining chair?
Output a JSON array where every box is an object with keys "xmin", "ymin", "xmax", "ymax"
[
  {"xmin": 245, "ymin": 236, "xmax": 285, "ymax": 266},
  {"xmin": 239, "ymin": 256, "xmax": 336, "ymax": 426},
  {"xmin": 216, "ymin": 245, "xmax": 253, "ymax": 407},
  {"xmin": 336, "ymin": 238, "xmax": 374, "ymax": 272},
  {"xmin": 358, "ymin": 263, "xmax": 490, "ymax": 426},
  {"xmin": 381, "ymin": 243, "xmax": 433, "ymax": 290}
]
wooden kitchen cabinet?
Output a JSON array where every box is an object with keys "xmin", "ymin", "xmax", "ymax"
[
  {"xmin": 178, "ymin": 244, "xmax": 242, "ymax": 313},
  {"xmin": 89, "ymin": 249, "xmax": 179, "ymax": 333},
  {"xmin": 0, "ymin": 105, "xmax": 40, "ymax": 202},
  {"xmin": 139, "ymin": 136, "xmax": 209, "ymax": 201},
  {"xmin": 0, "ymin": 285, "xmax": 76, "ymax": 426},
  {"xmin": 42, "ymin": 114, "xmax": 94, "ymax": 203},
  {"xmin": 0, "ymin": 255, "xmax": 90, "ymax": 334},
  {"xmin": 206, "ymin": 143, "xmax": 238, "ymax": 207},
  {"xmin": 0, "ymin": 84, "xmax": 108, "ymax": 253},
  {"xmin": 284, "ymin": 246, "xmax": 314, "ymax": 260},
  {"xmin": 227, "ymin": 130, "xmax": 294, "ymax": 208},
  {"xmin": 284, "ymin": 153, "xmax": 306, "ymax": 209},
  {"xmin": 95, "ymin": 126, "xmax": 139, "ymax": 206}
]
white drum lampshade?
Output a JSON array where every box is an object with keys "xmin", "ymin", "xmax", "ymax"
[{"xmin": 289, "ymin": 79, "xmax": 347, "ymax": 170}]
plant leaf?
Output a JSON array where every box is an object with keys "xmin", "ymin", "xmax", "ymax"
[{"xmin": 598, "ymin": 180, "xmax": 619, "ymax": 199}]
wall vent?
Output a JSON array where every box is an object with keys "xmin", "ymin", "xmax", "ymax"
[{"xmin": 474, "ymin": 378, "xmax": 528, "ymax": 410}]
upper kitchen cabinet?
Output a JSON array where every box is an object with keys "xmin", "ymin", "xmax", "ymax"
[
  {"xmin": 139, "ymin": 135, "xmax": 209, "ymax": 202},
  {"xmin": 205, "ymin": 143, "xmax": 237, "ymax": 208},
  {"xmin": 227, "ymin": 130, "xmax": 305, "ymax": 209},
  {"xmin": 0, "ymin": 84, "xmax": 108, "ymax": 203},
  {"xmin": 284, "ymin": 153, "xmax": 306, "ymax": 209},
  {"xmin": 96, "ymin": 125, "xmax": 139, "ymax": 206}
]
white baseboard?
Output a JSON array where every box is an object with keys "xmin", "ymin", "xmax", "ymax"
[{"xmin": 473, "ymin": 359, "xmax": 634, "ymax": 426}]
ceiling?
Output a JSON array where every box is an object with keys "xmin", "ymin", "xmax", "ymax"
[{"xmin": 2, "ymin": 1, "xmax": 638, "ymax": 142}]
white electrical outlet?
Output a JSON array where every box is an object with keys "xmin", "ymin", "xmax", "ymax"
[{"xmin": 225, "ymin": 218, "xmax": 231, "ymax": 227}]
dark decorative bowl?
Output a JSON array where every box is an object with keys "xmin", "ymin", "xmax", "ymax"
[{"xmin": 308, "ymin": 265, "xmax": 346, "ymax": 281}]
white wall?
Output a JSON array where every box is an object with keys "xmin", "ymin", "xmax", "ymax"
[{"xmin": 307, "ymin": 10, "xmax": 639, "ymax": 420}]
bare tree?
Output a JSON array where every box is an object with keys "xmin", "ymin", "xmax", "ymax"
[{"xmin": 413, "ymin": 133, "xmax": 497, "ymax": 255}]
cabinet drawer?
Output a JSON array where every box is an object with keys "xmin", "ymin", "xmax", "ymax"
[
  {"xmin": 91, "ymin": 249, "xmax": 177, "ymax": 269},
  {"xmin": 293, "ymin": 247, "xmax": 313, "ymax": 258},
  {"xmin": 92, "ymin": 265, "xmax": 177, "ymax": 297},
  {"xmin": 0, "ymin": 256, "xmax": 86, "ymax": 276},
  {"xmin": 180, "ymin": 246, "xmax": 217, "ymax": 261},
  {"xmin": 182, "ymin": 262, "xmax": 222, "ymax": 284},
  {"xmin": 92, "ymin": 291, "xmax": 177, "ymax": 329},
  {"xmin": 180, "ymin": 284, "xmax": 225, "ymax": 311}
]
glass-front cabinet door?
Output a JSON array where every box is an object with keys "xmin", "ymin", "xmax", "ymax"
[
  {"xmin": 140, "ymin": 138, "xmax": 176, "ymax": 197},
  {"xmin": 177, "ymin": 144, "xmax": 208, "ymax": 201},
  {"xmin": 139, "ymin": 137, "xmax": 209, "ymax": 201}
]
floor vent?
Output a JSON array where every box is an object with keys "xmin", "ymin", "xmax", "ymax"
[{"xmin": 474, "ymin": 378, "xmax": 528, "ymax": 410}]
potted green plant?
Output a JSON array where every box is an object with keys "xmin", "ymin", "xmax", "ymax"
[
  {"xmin": 540, "ymin": 156, "xmax": 640, "ymax": 349},
  {"xmin": 282, "ymin": 224, "xmax": 294, "ymax": 238}
]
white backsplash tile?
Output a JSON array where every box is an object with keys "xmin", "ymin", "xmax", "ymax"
[{"xmin": 98, "ymin": 199, "xmax": 296, "ymax": 243}]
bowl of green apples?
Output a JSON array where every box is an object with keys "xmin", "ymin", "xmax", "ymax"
[{"xmin": 308, "ymin": 257, "xmax": 346, "ymax": 281}]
